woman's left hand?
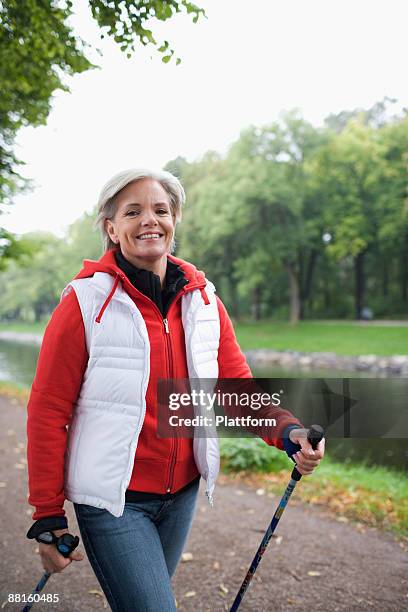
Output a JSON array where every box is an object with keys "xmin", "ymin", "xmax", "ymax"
[{"xmin": 288, "ymin": 428, "xmax": 325, "ymax": 476}]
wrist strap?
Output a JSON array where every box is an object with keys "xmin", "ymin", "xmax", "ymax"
[{"xmin": 26, "ymin": 516, "xmax": 68, "ymax": 540}]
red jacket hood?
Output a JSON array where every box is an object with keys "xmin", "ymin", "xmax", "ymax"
[{"xmin": 74, "ymin": 249, "xmax": 208, "ymax": 292}]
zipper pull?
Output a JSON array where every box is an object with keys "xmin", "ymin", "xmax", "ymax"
[{"xmin": 163, "ymin": 318, "xmax": 169, "ymax": 334}]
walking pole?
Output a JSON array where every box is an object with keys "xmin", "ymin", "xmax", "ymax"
[
  {"xmin": 229, "ymin": 424, "xmax": 324, "ymax": 612},
  {"xmin": 22, "ymin": 533, "xmax": 79, "ymax": 612},
  {"xmin": 21, "ymin": 572, "xmax": 51, "ymax": 612}
]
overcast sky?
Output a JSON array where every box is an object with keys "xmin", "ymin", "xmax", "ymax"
[{"xmin": 3, "ymin": 0, "xmax": 407, "ymax": 236}]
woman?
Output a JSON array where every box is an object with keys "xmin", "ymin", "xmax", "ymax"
[{"xmin": 26, "ymin": 168, "xmax": 324, "ymax": 611}]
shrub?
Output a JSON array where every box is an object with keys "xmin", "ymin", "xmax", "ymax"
[{"xmin": 220, "ymin": 437, "xmax": 292, "ymax": 473}]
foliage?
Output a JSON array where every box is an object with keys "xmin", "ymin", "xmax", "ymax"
[
  {"xmin": 0, "ymin": 213, "xmax": 102, "ymax": 321},
  {"xmin": 0, "ymin": 228, "xmax": 38, "ymax": 269},
  {"xmin": 1, "ymin": 101, "xmax": 407, "ymax": 323},
  {"xmin": 89, "ymin": 0, "xmax": 205, "ymax": 63},
  {"xmin": 0, "ymin": 0, "xmax": 93, "ymax": 207},
  {"xmin": 0, "ymin": 0, "xmax": 205, "ymax": 233},
  {"xmin": 221, "ymin": 449, "xmax": 408, "ymax": 536},
  {"xmin": 220, "ymin": 437, "xmax": 292, "ymax": 473}
]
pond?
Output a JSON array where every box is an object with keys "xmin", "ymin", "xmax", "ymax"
[{"xmin": 1, "ymin": 339, "xmax": 407, "ymax": 470}]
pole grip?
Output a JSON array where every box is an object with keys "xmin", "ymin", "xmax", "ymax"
[
  {"xmin": 307, "ymin": 424, "xmax": 325, "ymax": 450},
  {"xmin": 291, "ymin": 424, "xmax": 324, "ymax": 481}
]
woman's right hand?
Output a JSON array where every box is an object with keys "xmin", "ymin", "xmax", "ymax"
[{"xmin": 38, "ymin": 528, "xmax": 84, "ymax": 573}]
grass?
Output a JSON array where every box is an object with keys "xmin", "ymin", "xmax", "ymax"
[
  {"xmin": 234, "ymin": 320, "xmax": 408, "ymax": 356},
  {"xmin": 220, "ymin": 438, "xmax": 408, "ymax": 538},
  {"xmin": 2, "ymin": 319, "xmax": 408, "ymax": 356},
  {"xmin": 0, "ymin": 381, "xmax": 30, "ymax": 402},
  {"xmin": 0, "ymin": 321, "xmax": 46, "ymax": 334}
]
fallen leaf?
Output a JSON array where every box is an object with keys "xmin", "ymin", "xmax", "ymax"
[
  {"xmin": 287, "ymin": 598, "xmax": 299, "ymax": 604},
  {"xmin": 0, "ymin": 482, "xmax": 6, "ymax": 488},
  {"xmin": 256, "ymin": 488, "xmax": 265, "ymax": 496},
  {"xmin": 1, "ymin": 600, "xmax": 8, "ymax": 609},
  {"xmin": 219, "ymin": 583, "xmax": 229, "ymax": 595},
  {"xmin": 247, "ymin": 509, "xmax": 255, "ymax": 514},
  {"xmin": 181, "ymin": 552, "xmax": 193, "ymax": 562},
  {"xmin": 337, "ymin": 516, "xmax": 349, "ymax": 523},
  {"xmin": 307, "ymin": 571, "xmax": 321, "ymax": 577},
  {"xmin": 275, "ymin": 535, "xmax": 283, "ymax": 545},
  {"xmin": 89, "ymin": 589, "xmax": 108, "ymax": 605},
  {"xmin": 213, "ymin": 561, "xmax": 220, "ymax": 570},
  {"xmin": 184, "ymin": 591, "xmax": 196, "ymax": 598},
  {"xmin": 289, "ymin": 570, "xmax": 302, "ymax": 581}
]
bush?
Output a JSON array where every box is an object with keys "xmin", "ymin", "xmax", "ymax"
[{"xmin": 220, "ymin": 437, "xmax": 292, "ymax": 473}]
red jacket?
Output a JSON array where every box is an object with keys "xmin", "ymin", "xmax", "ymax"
[{"xmin": 27, "ymin": 251, "xmax": 301, "ymax": 520}]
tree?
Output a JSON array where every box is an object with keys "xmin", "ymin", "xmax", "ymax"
[
  {"xmin": 0, "ymin": 0, "xmax": 205, "ymax": 218},
  {"xmin": 223, "ymin": 113, "xmax": 327, "ymax": 323},
  {"xmin": 312, "ymin": 119, "xmax": 388, "ymax": 319}
]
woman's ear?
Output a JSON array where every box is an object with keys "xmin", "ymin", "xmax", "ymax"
[{"xmin": 105, "ymin": 219, "xmax": 118, "ymax": 245}]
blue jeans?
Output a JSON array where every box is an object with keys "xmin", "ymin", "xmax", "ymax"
[{"xmin": 74, "ymin": 479, "xmax": 200, "ymax": 612}]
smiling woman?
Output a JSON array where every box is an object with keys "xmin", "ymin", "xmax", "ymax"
[
  {"xmin": 26, "ymin": 166, "xmax": 323, "ymax": 611},
  {"xmin": 104, "ymin": 178, "xmax": 176, "ymax": 285}
]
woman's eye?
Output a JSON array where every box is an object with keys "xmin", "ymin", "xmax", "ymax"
[
  {"xmin": 157, "ymin": 209, "xmax": 169, "ymax": 215},
  {"xmin": 125, "ymin": 210, "xmax": 139, "ymax": 216}
]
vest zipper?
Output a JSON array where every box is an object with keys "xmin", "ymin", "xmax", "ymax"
[
  {"xmin": 163, "ymin": 317, "xmax": 178, "ymax": 493},
  {"xmin": 117, "ymin": 276, "xmax": 204, "ymax": 495}
]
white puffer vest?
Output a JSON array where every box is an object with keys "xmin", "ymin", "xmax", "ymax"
[{"xmin": 63, "ymin": 272, "xmax": 220, "ymax": 517}]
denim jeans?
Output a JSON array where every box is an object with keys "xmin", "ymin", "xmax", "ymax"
[{"xmin": 73, "ymin": 479, "xmax": 200, "ymax": 612}]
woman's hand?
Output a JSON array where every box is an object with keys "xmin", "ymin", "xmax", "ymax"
[
  {"xmin": 38, "ymin": 529, "xmax": 84, "ymax": 574},
  {"xmin": 288, "ymin": 428, "xmax": 325, "ymax": 476}
]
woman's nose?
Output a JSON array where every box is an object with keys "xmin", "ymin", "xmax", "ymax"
[{"xmin": 140, "ymin": 209, "xmax": 158, "ymax": 225}]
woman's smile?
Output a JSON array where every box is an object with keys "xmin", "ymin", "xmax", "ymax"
[{"xmin": 105, "ymin": 177, "xmax": 175, "ymax": 282}]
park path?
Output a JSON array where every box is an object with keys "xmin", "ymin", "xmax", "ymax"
[{"xmin": 0, "ymin": 394, "xmax": 407, "ymax": 612}]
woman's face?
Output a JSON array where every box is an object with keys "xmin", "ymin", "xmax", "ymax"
[{"xmin": 105, "ymin": 178, "xmax": 175, "ymax": 270}]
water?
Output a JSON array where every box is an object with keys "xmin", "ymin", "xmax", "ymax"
[
  {"xmin": 0, "ymin": 339, "xmax": 406, "ymax": 470},
  {"xmin": 0, "ymin": 339, "xmax": 39, "ymax": 387}
]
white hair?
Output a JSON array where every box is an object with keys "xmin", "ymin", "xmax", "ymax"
[{"xmin": 96, "ymin": 168, "xmax": 185, "ymax": 251}]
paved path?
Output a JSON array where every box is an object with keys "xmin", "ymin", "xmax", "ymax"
[{"xmin": 0, "ymin": 395, "xmax": 407, "ymax": 611}]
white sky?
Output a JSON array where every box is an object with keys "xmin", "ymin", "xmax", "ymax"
[{"xmin": 3, "ymin": 0, "xmax": 408, "ymax": 236}]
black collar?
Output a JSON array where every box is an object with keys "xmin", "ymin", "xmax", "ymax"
[{"xmin": 114, "ymin": 249, "xmax": 188, "ymax": 315}]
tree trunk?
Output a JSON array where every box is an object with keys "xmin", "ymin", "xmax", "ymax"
[
  {"xmin": 401, "ymin": 235, "xmax": 408, "ymax": 303},
  {"xmin": 354, "ymin": 251, "xmax": 365, "ymax": 320},
  {"xmin": 382, "ymin": 259, "xmax": 388, "ymax": 297},
  {"xmin": 285, "ymin": 261, "xmax": 300, "ymax": 324},
  {"xmin": 251, "ymin": 286, "xmax": 261, "ymax": 321},
  {"xmin": 300, "ymin": 249, "xmax": 318, "ymax": 319}
]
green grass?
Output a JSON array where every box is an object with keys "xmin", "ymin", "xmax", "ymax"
[
  {"xmin": 0, "ymin": 321, "xmax": 46, "ymax": 334},
  {"xmin": 220, "ymin": 438, "xmax": 408, "ymax": 537},
  {"xmin": 234, "ymin": 320, "xmax": 408, "ymax": 356},
  {"xmin": 1, "ymin": 319, "xmax": 408, "ymax": 356},
  {"xmin": 0, "ymin": 381, "xmax": 30, "ymax": 402}
]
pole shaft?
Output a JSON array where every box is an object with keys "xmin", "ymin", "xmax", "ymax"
[{"xmin": 230, "ymin": 478, "xmax": 298, "ymax": 612}]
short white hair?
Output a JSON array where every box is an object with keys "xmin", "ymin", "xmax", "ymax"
[{"xmin": 96, "ymin": 168, "xmax": 185, "ymax": 251}]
